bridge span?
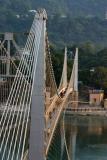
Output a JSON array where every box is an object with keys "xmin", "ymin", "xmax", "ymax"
[{"xmin": 0, "ymin": 9, "xmax": 79, "ymax": 160}]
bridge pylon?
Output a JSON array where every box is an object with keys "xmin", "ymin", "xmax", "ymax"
[
  {"xmin": 59, "ymin": 47, "xmax": 67, "ymax": 91},
  {"xmin": 68, "ymin": 48, "xmax": 78, "ymax": 109},
  {"xmin": 29, "ymin": 9, "xmax": 47, "ymax": 160}
]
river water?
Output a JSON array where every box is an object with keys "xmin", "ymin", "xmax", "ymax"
[
  {"xmin": 47, "ymin": 115, "xmax": 107, "ymax": 160},
  {"xmin": 1, "ymin": 115, "xmax": 107, "ymax": 160}
]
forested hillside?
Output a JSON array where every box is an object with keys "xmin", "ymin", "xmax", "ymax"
[
  {"xmin": 1, "ymin": 13, "xmax": 107, "ymax": 47},
  {"xmin": 1, "ymin": 0, "xmax": 107, "ymax": 90},
  {"xmin": 1, "ymin": 0, "xmax": 107, "ymax": 17},
  {"xmin": 51, "ymin": 45, "xmax": 107, "ymax": 92},
  {"xmin": 0, "ymin": 0, "xmax": 107, "ymax": 46},
  {"xmin": 48, "ymin": 16, "xmax": 107, "ymax": 47}
]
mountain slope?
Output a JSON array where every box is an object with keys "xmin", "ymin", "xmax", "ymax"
[
  {"xmin": 0, "ymin": 0, "xmax": 107, "ymax": 17},
  {"xmin": 0, "ymin": 0, "xmax": 107, "ymax": 47}
]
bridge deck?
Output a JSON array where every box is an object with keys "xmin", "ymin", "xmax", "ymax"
[{"xmin": 66, "ymin": 107, "xmax": 107, "ymax": 116}]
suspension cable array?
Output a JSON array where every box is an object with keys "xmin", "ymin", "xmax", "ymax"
[
  {"xmin": 0, "ymin": 9, "xmax": 45, "ymax": 160},
  {"xmin": 45, "ymin": 34, "xmax": 59, "ymax": 97},
  {"xmin": 0, "ymin": 8, "xmax": 79, "ymax": 160},
  {"xmin": 0, "ymin": 41, "xmax": 18, "ymax": 104}
]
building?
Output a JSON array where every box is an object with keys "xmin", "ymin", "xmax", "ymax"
[{"xmin": 89, "ymin": 90, "xmax": 104, "ymax": 106}]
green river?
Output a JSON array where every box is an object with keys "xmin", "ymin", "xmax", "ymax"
[{"xmin": 47, "ymin": 115, "xmax": 107, "ymax": 160}]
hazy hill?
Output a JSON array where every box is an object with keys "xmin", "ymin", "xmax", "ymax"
[
  {"xmin": 0, "ymin": 0, "xmax": 107, "ymax": 17},
  {"xmin": 0, "ymin": 0, "xmax": 107, "ymax": 46}
]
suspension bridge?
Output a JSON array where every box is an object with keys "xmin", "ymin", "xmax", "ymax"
[{"xmin": 0, "ymin": 9, "xmax": 78, "ymax": 160}]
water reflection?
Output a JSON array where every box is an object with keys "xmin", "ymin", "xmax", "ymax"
[
  {"xmin": 64, "ymin": 115, "xmax": 107, "ymax": 160},
  {"xmin": 47, "ymin": 115, "xmax": 107, "ymax": 160}
]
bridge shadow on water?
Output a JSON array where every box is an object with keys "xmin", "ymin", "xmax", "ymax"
[{"xmin": 47, "ymin": 115, "xmax": 107, "ymax": 160}]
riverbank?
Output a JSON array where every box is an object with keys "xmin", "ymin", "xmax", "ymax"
[{"xmin": 65, "ymin": 107, "xmax": 107, "ymax": 117}]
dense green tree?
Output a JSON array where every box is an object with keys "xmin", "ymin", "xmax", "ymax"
[{"xmin": 50, "ymin": 44, "xmax": 107, "ymax": 92}]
